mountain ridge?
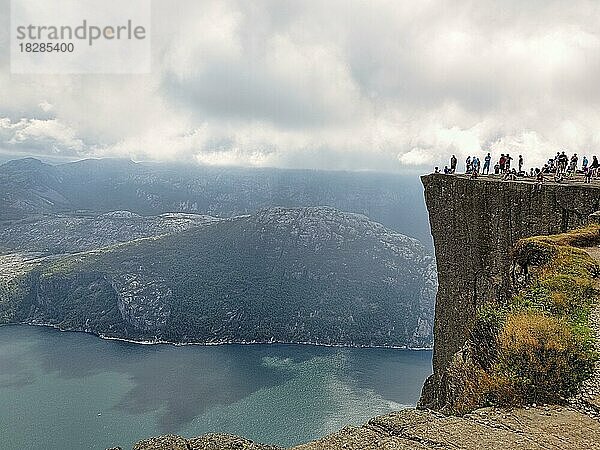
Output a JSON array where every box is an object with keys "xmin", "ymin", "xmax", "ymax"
[{"xmin": 0, "ymin": 157, "xmax": 433, "ymax": 248}]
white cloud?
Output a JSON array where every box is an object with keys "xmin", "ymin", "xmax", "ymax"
[
  {"xmin": 1, "ymin": 0, "xmax": 600, "ymax": 171},
  {"xmin": 38, "ymin": 101, "xmax": 54, "ymax": 113},
  {"xmin": 0, "ymin": 118, "xmax": 85, "ymax": 154}
]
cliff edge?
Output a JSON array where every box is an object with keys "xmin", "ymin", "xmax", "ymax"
[{"xmin": 419, "ymin": 174, "xmax": 600, "ymax": 408}]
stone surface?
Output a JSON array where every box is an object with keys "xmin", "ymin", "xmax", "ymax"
[
  {"xmin": 132, "ymin": 435, "xmax": 189, "ymax": 450},
  {"xmin": 420, "ymin": 173, "xmax": 600, "ymax": 408},
  {"xmin": 132, "ymin": 406, "xmax": 600, "ymax": 450},
  {"xmin": 132, "ymin": 433, "xmax": 280, "ymax": 450},
  {"xmin": 188, "ymin": 434, "xmax": 281, "ymax": 449}
]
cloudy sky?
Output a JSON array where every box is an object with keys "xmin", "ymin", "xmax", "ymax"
[{"xmin": 1, "ymin": 0, "xmax": 599, "ymax": 171}]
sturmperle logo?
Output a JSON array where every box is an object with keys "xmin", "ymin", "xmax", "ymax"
[{"xmin": 11, "ymin": 0, "xmax": 151, "ymax": 74}]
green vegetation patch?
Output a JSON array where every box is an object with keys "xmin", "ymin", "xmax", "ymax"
[
  {"xmin": 446, "ymin": 224, "xmax": 600, "ymax": 414},
  {"xmin": 0, "ymin": 270, "xmax": 38, "ymax": 324}
]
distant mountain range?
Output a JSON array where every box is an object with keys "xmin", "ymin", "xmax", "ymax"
[
  {"xmin": 0, "ymin": 157, "xmax": 432, "ymax": 247},
  {"xmin": 0, "ymin": 207, "xmax": 436, "ymax": 347}
]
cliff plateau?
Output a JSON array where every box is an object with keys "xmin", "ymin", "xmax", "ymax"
[{"xmin": 420, "ymin": 174, "xmax": 600, "ymax": 408}]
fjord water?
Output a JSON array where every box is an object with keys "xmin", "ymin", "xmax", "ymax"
[{"xmin": 0, "ymin": 326, "xmax": 432, "ymax": 450}]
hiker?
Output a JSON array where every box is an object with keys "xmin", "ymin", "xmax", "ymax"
[
  {"xmin": 591, "ymin": 156, "xmax": 599, "ymax": 177},
  {"xmin": 499, "ymin": 154, "xmax": 506, "ymax": 172},
  {"xmin": 434, "ymin": 166, "xmax": 440, "ymax": 174},
  {"xmin": 518, "ymin": 155, "xmax": 524, "ymax": 174},
  {"xmin": 554, "ymin": 152, "xmax": 561, "ymax": 172},
  {"xmin": 583, "ymin": 156, "xmax": 589, "ymax": 171},
  {"xmin": 505, "ymin": 154, "xmax": 513, "ymax": 171},
  {"xmin": 535, "ymin": 168, "xmax": 545, "ymax": 182},
  {"xmin": 569, "ymin": 154, "xmax": 578, "ymax": 173},
  {"xmin": 483, "ymin": 153, "xmax": 491, "ymax": 175},
  {"xmin": 494, "ymin": 162, "xmax": 500, "ymax": 174},
  {"xmin": 585, "ymin": 166, "xmax": 592, "ymax": 183},
  {"xmin": 466, "ymin": 156, "xmax": 472, "ymax": 174},
  {"xmin": 444, "ymin": 166, "xmax": 450, "ymax": 174},
  {"xmin": 558, "ymin": 151, "xmax": 568, "ymax": 173},
  {"xmin": 450, "ymin": 155, "xmax": 457, "ymax": 173},
  {"xmin": 554, "ymin": 168, "xmax": 564, "ymax": 182},
  {"xmin": 503, "ymin": 168, "xmax": 517, "ymax": 181}
]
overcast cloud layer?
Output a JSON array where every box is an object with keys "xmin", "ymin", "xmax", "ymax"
[{"xmin": 1, "ymin": 0, "xmax": 600, "ymax": 171}]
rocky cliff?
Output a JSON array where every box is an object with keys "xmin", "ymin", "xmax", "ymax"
[{"xmin": 419, "ymin": 174, "xmax": 600, "ymax": 407}]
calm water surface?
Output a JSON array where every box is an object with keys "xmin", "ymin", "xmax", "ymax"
[{"xmin": 0, "ymin": 325, "xmax": 432, "ymax": 450}]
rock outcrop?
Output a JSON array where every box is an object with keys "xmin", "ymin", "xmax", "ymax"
[
  {"xmin": 133, "ymin": 434, "xmax": 280, "ymax": 450},
  {"xmin": 419, "ymin": 174, "xmax": 600, "ymax": 408},
  {"xmin": 126, "ymin": 406, "xmax": 600, "ymax": 450}
]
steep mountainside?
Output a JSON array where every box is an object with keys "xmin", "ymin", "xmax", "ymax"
[
  {"xmin": 0, "ymin": 207, "xmax": 436, "ymax": 347},
  {"xmin": 420, "ymin": 173, "xmax": 600, "ymax": 408},
  {"xmin": 0, "ymin": 157, "xmax": 432, "ymax": 247}
]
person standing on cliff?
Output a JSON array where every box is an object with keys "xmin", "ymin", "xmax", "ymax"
[
  {"xmin": 558, "ymin": 151, "xmax": 568, "ymax": 173},
  {"xmin": 466, "ymin": 156, "xmax": 472, "ymax": 174},
  {"xmin": 499, "ymin": 154, "xmax": 506, "ymax": 172},
  {"xmin": 505, "ymin": 154, "xmax": 513, "ymax": 172},
  {"xmin": 569, "ymin": 154, "xmax": 578, "ymax": 174},
  {"xmin": 483, "ymin": 153, "xmax": 491, "ymax": 175},
  {"xmin": 583, "ymin": 156, "xmax": 589, "ymax": 171},
  {"xmin": 450, "ymin": 155, "xmax": 457, "ymax": 173},
  {"xmin": 518, "ymin": 155, "xmax": 524, "ymax": 174},
  {"xmin": 585, "ymin": 166, "xmax": 592, "ymax": 183},
  {"xmin": 554, "ymin": 152, "xmax": 561, "ymax": 171},
  {"xmin": 591, "ymin": 156, "xmax": 599, "ymax": 177}
]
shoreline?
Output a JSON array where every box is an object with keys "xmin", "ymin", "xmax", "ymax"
[{"xmin": 0, "ymin": 322, "xmax": 434, "ymax": 351}]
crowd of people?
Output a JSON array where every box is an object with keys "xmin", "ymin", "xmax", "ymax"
[{"xmin": 434, "ymin": 151, "xmax": 600, "ymax": 183}]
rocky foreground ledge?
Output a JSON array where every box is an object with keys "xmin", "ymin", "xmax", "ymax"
[{"xmin": 114, "ymin": 406, "xmax": 600, "ymax": 450}]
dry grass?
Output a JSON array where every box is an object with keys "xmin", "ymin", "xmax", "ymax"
[
  {"xmin": 447, "ymin": 225, "xmax": 600, "ymax": 414},
  {"xmin": 534, "ymin": 224, "xmax": 600, "ymax": 247},
  {"xmin": 444, "ymin": 356, "xmax": 494, "ymax": 415},
  {"xmin": 514, "ymin": 227, "xmax": 600, "ymax": 271},
  {"xmin": 494, "ymin": 312, "xmax": 594, "ymax": 404}
]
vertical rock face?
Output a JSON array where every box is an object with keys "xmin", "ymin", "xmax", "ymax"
[{"xmin": 420, "ymin": 174, "xmax": 600, "ymax": 407}]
